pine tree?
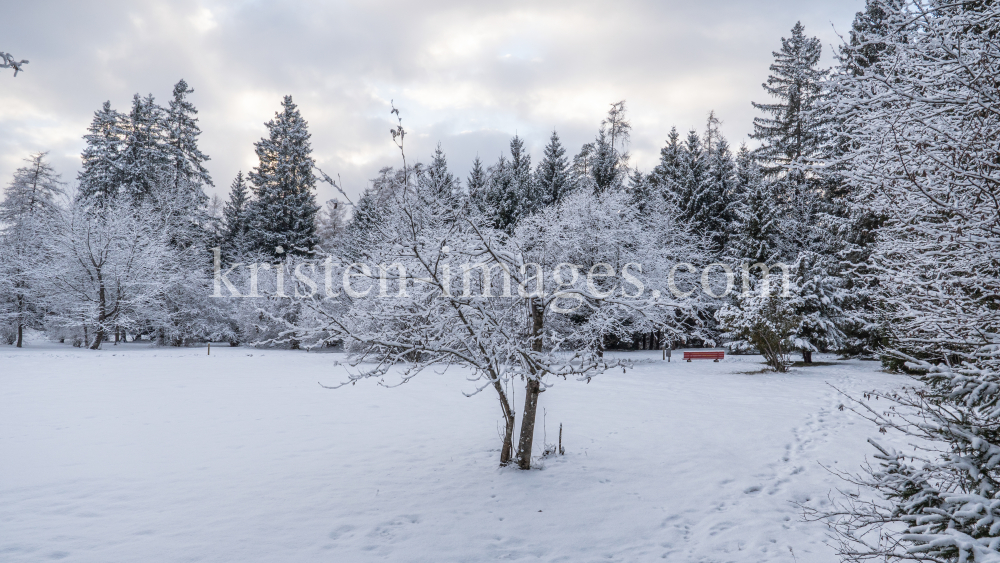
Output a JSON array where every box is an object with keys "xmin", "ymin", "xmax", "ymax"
[
  {"xmin": 246, "ymin": 95, "xmax": 320, "ymax": 257},
  {"xmin": 842, "ymin": 0, "xmax": 900, "ymax": 76},
  {"xmin": 750, "ymin": 22, "xmax": 827, "ymax": 184},
  {"xmin": 704, "ymin": 135, "xmax": 737, "ymax": 252},
  {"xmin": 473, "ymin": 136, "xmax": 539, "ymax": 234},
  {"xmin": 571, "ymin": 142, "xmax": 596, "ymax": 193},
  {"xmin": 590, "ymin": 127, "xmax": 621, "ymax": 194},
  {"xmin": 728, "ymin": 145, "xmax": 781, "ymax": 264},
  {"xmin": 535, "ymin": 130, "xmax": 571, "ymax": 206},
  {"xmin": 651, "ymin": 127, "xmax": 683, "ymax": 204},
  {"xmin": 423, "ymin": 143, "xmax": 458, "ymax": 199},
  {"xmin": 166, "ymin": 79, "xmax": 212, "ymax": 190},
  {"xmin": 78, "ymin": 102, "xmax": 125, "ymax": 203},
  {"xmin": 119, "ymin": 93, "xmax": 169, "ymax": 202},
  {"xmin": 467, "ymin": 155, "xmax": 486, "ymax": 201},
  {"xmin": 419, "ymin": 143, "xmax": 463, "ymax": 215},
  {"xmin": 222, "ymin": 171, "xmax": 250, "ymax": 257},
  {"xmin": 0, "ymin": 153, "xmax": 64, "ymax": 347}
]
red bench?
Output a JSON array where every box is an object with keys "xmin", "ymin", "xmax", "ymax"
[{"xmin": 683, "ymin": 351, "xmax": 724, "ymax": 362}]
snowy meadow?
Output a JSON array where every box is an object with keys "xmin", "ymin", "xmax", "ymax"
[
  {"xmin": 1, "ymin": 343, "xmax": 906, "ymax": 562},
  {"xmin": 4, "ymin": 0, "xmax": 1000, "ymax": 560}
]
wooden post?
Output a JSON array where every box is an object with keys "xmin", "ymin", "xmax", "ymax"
[
  {"xmin": 558, "ymin": 423, "xmax": 564, "ymax": 455},
  {"xmin": 207, "ymin": 342, "xmax": 211, "ymax": 356}
]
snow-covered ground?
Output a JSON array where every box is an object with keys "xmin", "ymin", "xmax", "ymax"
[{"xmin": 0, "ymin": 342, "xmax": 909, "ymax": 562}]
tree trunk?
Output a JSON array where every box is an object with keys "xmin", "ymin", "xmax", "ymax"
[
  {"xmin": 516, "ymin": 298, "xmax": 545, "ymax": 469},
  {"xmin": 803, "ymin": 350, "xmax": 813, "ymax": 364},
  {"xmin": 517, "ymin": 378, "xmax": 541, "ymax": 470},
  {"xmin": 90, "ymin": 278, "xmax": 106, "ymax": 350},
  {"xmin": 499, "ymin": 392, "xmax": 515, "ymax": 465},
  {"xmin": 16, "ymin": 323, "xmax": 23, "ymax": 348}
]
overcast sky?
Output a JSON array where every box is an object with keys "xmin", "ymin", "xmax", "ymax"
[{"xmin": 1, "ymin": 0, "xmax": 861, "ymax": 205}]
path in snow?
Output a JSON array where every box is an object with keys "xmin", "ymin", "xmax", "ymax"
[{"xmin": 0, "ymin": 343, "xmax": 909, "ymax": 562}]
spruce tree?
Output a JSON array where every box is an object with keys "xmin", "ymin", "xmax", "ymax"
[
  {"xmin": 165, "ymin": 79, "xmax": 212, "ymax": 207},
  {"xmin": 750, "ymin": 22, "xmax": 827, "ymax": 184},
  {"xmin": 535, "ymin": 130, "xmax": 570, "ymax": 206},
  {"xmin": 419, "ymin": 143, "xmax": 463, "ymax": 216},
  {"xmin": 466, "ymin": 156, "xmax": 486, "ymax": 201},
  {"xmin": 222, "ymin": 171, "xmax": 250, "ymax": 257},
  {"xmin": 509, "ymin": 135, "xmax": 537, "ymax": 210},
  {"xmin": 842, "ymin": 0, "xmax": 900, "ymax": 76},
  {"xmin": 590, "ymin": 127, "xmax": 621, "ymax": 194},
  {"xmin": 729, "ymin": 145, "xmax": 781, "ymax": 264},
  {"xmin": 570, "ymin": 142, "xmax": 596, "ymax": 193},
  {"xmin": 423, "ymin": 143, "xmax": 458, "ymax": 199},
  {"xmin": 78, "ymin": 102, "xmax": 125, "ymax": 204},
  {"xmin": 119, "ymin": 93, "xmax": 169, "ymax": 203},
  {"xmin": 246, "ymin": 95, "xmax": 320, "ymax": 257},
  {"xmin": 651, "ymin": 127, "xmax": 683, "ymax": 204},
  {"xmin": 473, "ymin": 136, "xmax": 539, "ymax": 234}
]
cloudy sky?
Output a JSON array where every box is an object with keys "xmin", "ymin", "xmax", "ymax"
[{"xmin": 1, "ymin": 0, "xmax": 860, "ymax": 204}]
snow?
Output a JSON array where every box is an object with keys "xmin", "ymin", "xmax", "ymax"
[{"xmin": 0, "ymin": 342, "xmax": 909, "ymax": 562}]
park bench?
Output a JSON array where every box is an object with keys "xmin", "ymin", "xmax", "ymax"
[{"xmin": 683, "ymin": 351, "xmax": 725, "ymax": 362}]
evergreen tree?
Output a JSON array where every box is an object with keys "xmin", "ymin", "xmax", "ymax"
[
  {"xmin": 651, "ymin": 127, "xmax": 684, "ymax": 205},
  {"xmin": 78, "ymin": 102, "xmax": 125, "ymax": 203},
  {"xmin": 473, "ymin": 136, "xmax": 539, "ymax": 234},
  {"xmin": 245, "ymin": 95, "xmax": 320, "ymax": 257},
  {"xmin": 166, "ymin": 79, "xmax": 212, "ymax": 190},
  {"xmin": 590, "ymin": 127, "xmax": 621, "ymax": 194},
  {"xmin": 509, "ymin": 135, "xmax": 537, "ymax": 210},
  {"xmin": 750, "ymin": 22, "xmax": 827, "ymax": 184},
  {"xmin": 316, "ymin": 198, "xmax": 348, "ymax": 254},
  {"xmin": 590, "ymin": 101, "xmax": 631, "ymax": 194},
  {"xmin": 222, "ymin": 171, "xmax": 250, "ymax": 256},
  {"xmin": 466, "ymin": 156, "xmax": 486, "ymax": 201},
  {"xmin": 119, "ymin": 93, "xmax": 169, "ymax": 203},
  {"xmin": 535, "ymin": 130, "xmax": 571, "ymax": 206},
  {"xmin": 418, "ymin": 143, "xmax": 463, "ymax": 216},
  {"xmin": 675, "ymin": 130, "xmax": 710, "ymax": 226},
  {"xmin": 842, "ymin": 0, "xmax": 900, "ymax": 76},
  {"xmin": 422, "ymin": 143, "xmax": 458, "ymax": 200},
  {"xmin": 704, "ymin": 136, "xmax": 737, "ymax": 251},
  {"xmin": 570, "ymin": 142, "xmax": 596, "ymax": 193},
  {"xmin": 728, "ymin": 145, "xmax": 781, "ymax": 264}
]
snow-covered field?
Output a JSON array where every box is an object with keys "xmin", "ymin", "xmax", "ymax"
[{"xmin": 0, "ymin": 343, "xmax": 909, "ymax": 562}]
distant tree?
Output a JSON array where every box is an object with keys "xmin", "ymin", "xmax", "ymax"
[
  {"xmin": 590, "ymin": 101, "xmax": 631, "ymax": 194},
  {"xmin": 750, "ymin": 21, "xmax": 827, "ymax": 184},
  {"xmin": 535, "ymin": 130, "xmax": 571, "ymax": 206},
  {"xmin": 418, "ymin": 143, "xmax": 463, "ymax": 216},
  {"xmin": 466, "ymin": 155, "xmax": 486, "ymax": 200},
  {"xmin": 472, "ymin": 136, "xmax": 538, "ymax": 233},
  {"xmin": 77, "ymin": 102, "xmax": 126, "ymax": 203},
  {"xmin": 221, "ymin": 171, "xmax": 251, "ymax": 256},
  {"xmin": 165, "ymin": 79, "xmax": 212, "ymax": 191}
]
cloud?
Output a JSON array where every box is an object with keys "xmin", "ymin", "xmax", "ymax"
[{"xmin": 0, "ymin": 0, "xmax": 860, "ymax": 203}]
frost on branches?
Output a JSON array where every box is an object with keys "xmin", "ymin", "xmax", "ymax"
[
  {"xmin": 280, "ymin": 109, "xmax": 712, "ymax": 469},
  {"xmin": 810, "ymin": 1, "xmax": 1000, "ymax": 560}
]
